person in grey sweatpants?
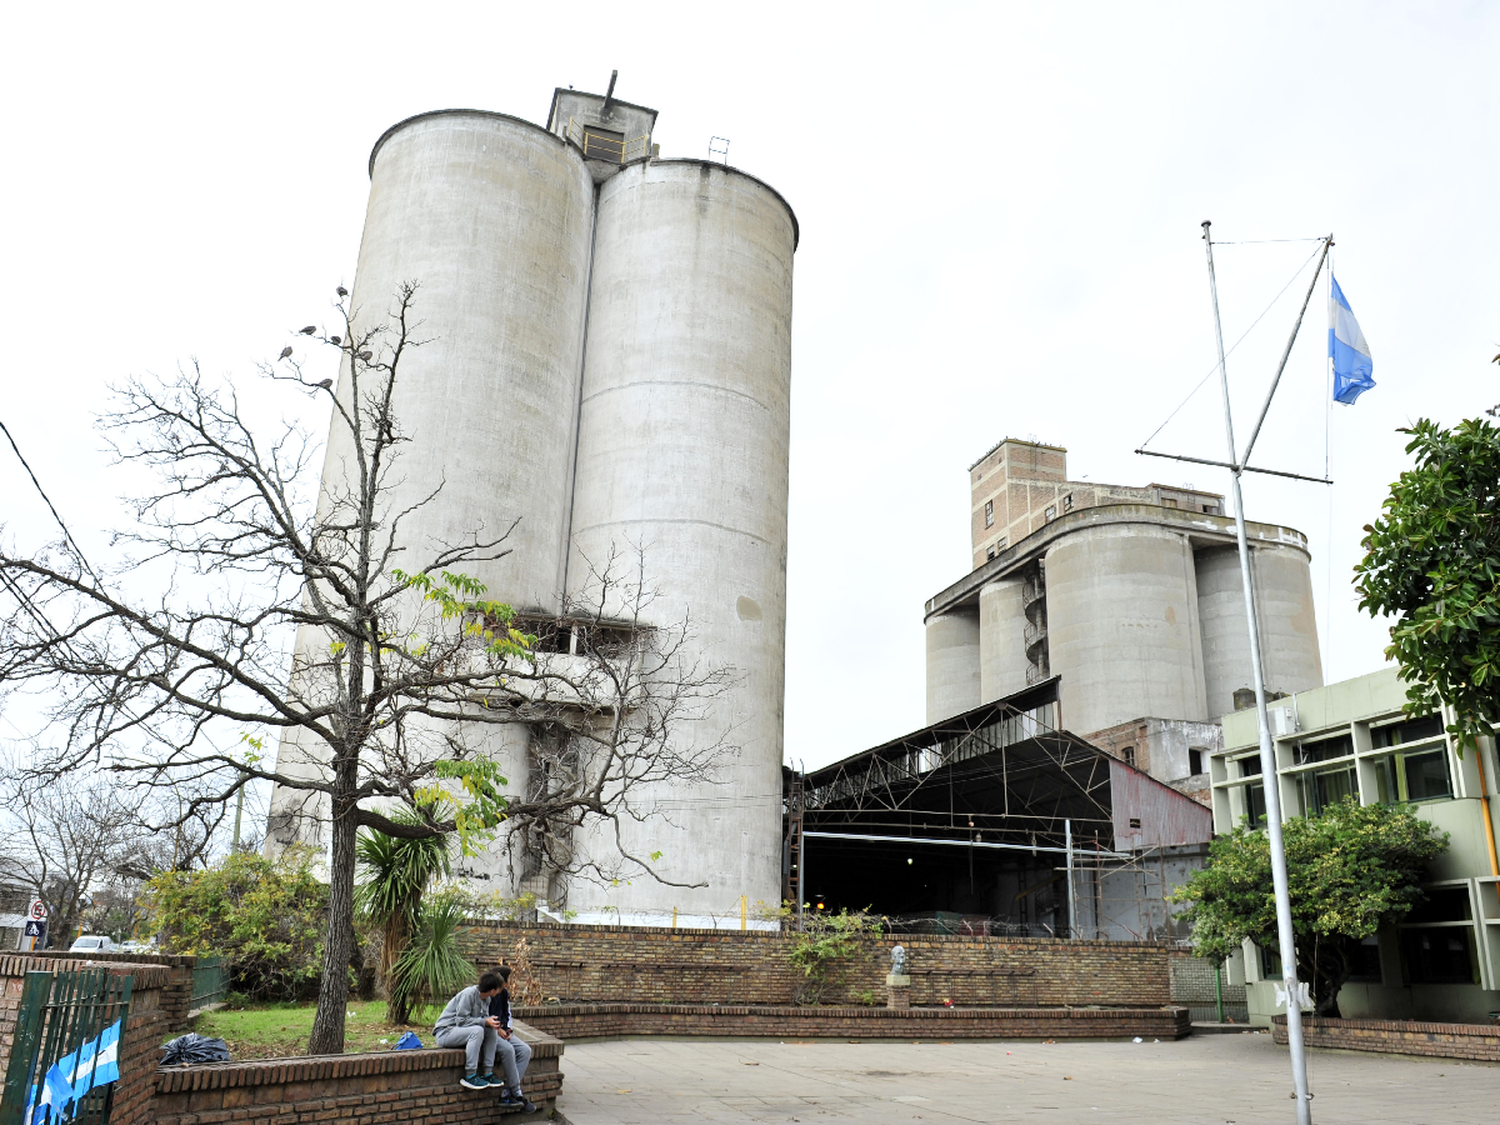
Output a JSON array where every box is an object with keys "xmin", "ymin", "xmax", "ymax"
[
  {"xmin": 487, "ymin": 966, "xmax": 533, "ymax": 1109},
  {"xmin": 433, "ymin": 972, "xmax": 504, "ymax": 1088}
]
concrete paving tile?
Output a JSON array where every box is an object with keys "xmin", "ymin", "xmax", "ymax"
[{"xmin": 556, "ymin": 1033, "xmax": 1500, "ymax": 1124}]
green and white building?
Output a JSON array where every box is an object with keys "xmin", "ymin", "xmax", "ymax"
[{"xmin": 1211, "ymin": 666, "xmax": 1500, "ymax": 1024}]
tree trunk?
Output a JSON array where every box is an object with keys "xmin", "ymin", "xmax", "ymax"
[{"xmin": 307, "ymin": 779, "xmax": 358, "ymax": 1055}]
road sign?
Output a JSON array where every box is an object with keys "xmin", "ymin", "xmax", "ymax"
[
  {"xmin": 24, "ymin": 919, "xmax": 47, "ymax": 938},
  {"xmin": 28, "ymin": 898, "xmax": 47, "ymax": 921}
]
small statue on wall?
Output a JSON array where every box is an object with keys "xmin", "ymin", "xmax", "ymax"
[{"xmin": 890, "ymin": 944, "xmax": 907, "ymax": 977}]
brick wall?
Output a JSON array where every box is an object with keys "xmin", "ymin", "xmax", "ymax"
[
  {"xmin": 150, "ymin": 1023, "xmax": 563, "ymax": 1125},
  {"xmin": 517, "ymin": 1002, "xmax": 1191, "ymax": 1041},
  {"xmin": 0, "ymin": 955, "xmax": 172, "ymax": 1125},
  {"xmin": 1272, "ymin": 1015, "xmax": 1500, "ymax": 1062},
  {"xmin": 463, "ymin": 923, "xmax": 1173, "ymax": 1008}
]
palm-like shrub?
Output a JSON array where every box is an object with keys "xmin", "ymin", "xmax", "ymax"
[
  {"xmin": 354, "ymin": 815, "xmax": 452, "ymax": 1024},
  {"xmin": 389, "ymin": 891, "xmax": 476, "ymax": 1020}
]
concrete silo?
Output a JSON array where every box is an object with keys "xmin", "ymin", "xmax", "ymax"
[
  {"xmin": 564, "ymin": 160, "xmax": 797, "ymax": 922},
  {"xmin": 922, "ymin": 438, "xmax": 1322, "ymax": 800},
  {"xmin": 979, "ymin": 578, "xmax": 1029, "ymax": 705},
  {"xmin": 1044, "ymin": 522, "xmax": 1208, "ymax": 737},
  {"xmin": 267, "ymin": 84, "xmax": 798, "ymax": 924},
  {"xmin": 926, "ymin": 611, "xmax": 981, "ymax": 723}
]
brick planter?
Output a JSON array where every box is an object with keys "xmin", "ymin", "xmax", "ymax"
[
  {"xmin": 516, "ymin": 1002, "xmax": 1191, "ymax": 1041},
  {"xmin": 1272, "ymin": 1015, "xmax": 1500, "ymax": 1062},
  {"xmin": 151, "ymin": 1021, "xmax": 563, "ymax": 1125}
]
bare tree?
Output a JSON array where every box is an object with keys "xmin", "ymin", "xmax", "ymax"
[
  {"xmin": 0, "ymin": 767, "xmax": 139, "ymax": 945},
  {"xmin": 0, "ymin": 284, "xmax": 735, "ymax": 1053}
]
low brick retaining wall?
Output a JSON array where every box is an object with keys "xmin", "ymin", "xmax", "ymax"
[
  {"xmin": 467, "ymin": 922, "xmax": 1173, "ymax": 1008},
  {"xmin": 1272, "ymin": 1015, "xmax": 1500, "ymax": 1062},
  {"xmin": 17, "ymin": 949, "xmax": 199, "ymax": 1030},
  {"xmin": 151, "ymin": 1021, "xmax": 563, "ymax": 1125},
  {"xmin": 1, "ymin": 954, "xmax": 172, "ymax": 1125},
  {"xmin": 516, "ymin": 1003, "xmax": 1192, "ymax": 1041}
]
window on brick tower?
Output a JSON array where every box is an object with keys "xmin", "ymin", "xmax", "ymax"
[
  {"xmin": 1122, "ymin": 745, "xmax": 1136, "ymax": 768},
  {"xmin": 984, "ymin": 499, "xmax": 994, "ymax": 527}
]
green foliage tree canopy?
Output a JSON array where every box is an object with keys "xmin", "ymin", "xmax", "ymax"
[
  {"xmin": 1354, "ymin": 416, "xmax": 1500, "ymax": 746},
  {"xmin": 143, "ymin": 848, "xmax": 329, "ymax": 1001},
  {"xmin": 1173, "ymin": 798, "xmax": 1446, "ymax": 1014}
]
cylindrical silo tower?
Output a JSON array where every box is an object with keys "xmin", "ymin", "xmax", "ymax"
[
  {"xmin": 979, "ymin": 578, "xmax": 1028, "ymax": 703},
  {"xmin": 1196, "ymin": 542, "xmax": 1322, "ymax": 718},
  {"xmin": 267, "ymin": 110, "xmax": 597, "ymax": 886},
  {"xmin": 346, "ymin": 111, "xmax": 597, "ymax": 609},
  {"xmin": 563, "ymin": 160, "xmax": 797, "ymax": 924},
  {"xmin": 1044, "ymin": 523, "xmax": 1209, "ymax": 735},
  {"xmin": 926, "ymin": 611, "xmax": 982, "ymax": 723}
]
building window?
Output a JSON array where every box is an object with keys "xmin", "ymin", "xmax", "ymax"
[
  {"xmin": 1202, "ymin": 504, "xmax": 1217, "ymax": 514},
  {"xmin": 1298, "ymin": 764, "xmax": 1358, "ymax": 816},
  {"xmin": 1297, "ymin": 733, "xmax": 1354, "ymax": 764},
  {"xmin": 1162, "ymin": 498, "xmax": 1179, "ymax": 508},
  {"xmin": 984, "ymin": 499, "xmax": 994, "ymax": 527},
  {"xmin": 1371, "ymin": 713, "xmax": 1445, "ymax": 748},
  {"xmin": 1189, "ymin": 747, "xmax": 1205, "ymax": 775},
  {"xmin": 1374, "ymin": 748, "xmax": 1453, "ymax": 804},
  {"xmin": 1044, "ymin": 504, "xmax": 1057, "ymax": 521},
  {"xmin": 1063, "ymin": 493, "xmax": 1074, "ymax": 512},
  {"xmin": 1122, "ymin": 745, "xmax": 1136, "ymax": 768},
  {"xmin": 986, "ymin": 545, "xmax": 997, "ymax": 561},
  {"xmin": 1401, "ymin": 928, "xmax": 1478, "ymax": 985},
  {"xmin": 1348, "ymin": 935, "xmax": 1382, "ymax": 983}
]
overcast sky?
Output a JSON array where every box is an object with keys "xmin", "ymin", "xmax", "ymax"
[{"xmin": 2, "ymin": 2, "xmax": 1496, "ymax": 772}]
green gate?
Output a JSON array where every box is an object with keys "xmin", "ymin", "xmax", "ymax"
[
  {"xmin": 0, "ymin": 970, "xmax": 133, "ymax": 1125},
  {"xmin": 189, "ymin": 957, "xmax": 226, "ymax": 1011}
]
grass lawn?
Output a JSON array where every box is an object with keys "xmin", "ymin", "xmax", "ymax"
[{"xmin": 183, "ymin": 1001, "xmax": 440, "ymax": 1060}]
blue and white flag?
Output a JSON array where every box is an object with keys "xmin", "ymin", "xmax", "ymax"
[
  {"xmin": 1329, "ymin": 275, "xmax": 1374, "ymax": 404},
  {"xmin": 90, "ymin": 1021, "xmax": 121, "ymax": 1087},
  {"xmin": 36, "ymin": 1062, "xmax": 74, "ymax": 1125}
]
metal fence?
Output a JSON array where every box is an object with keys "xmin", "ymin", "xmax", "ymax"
[
  {"xmin": 0, "ymin": 969, "xmax": 133, "ymax": 1125},
  {"xmin": 189, "ymin": 957, "xmax": 227, "ymax": 1010}
]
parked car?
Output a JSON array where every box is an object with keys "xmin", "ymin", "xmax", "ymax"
[{"xmin": 68, "ymin": 935, "xmax": 115, "ymax": 953}]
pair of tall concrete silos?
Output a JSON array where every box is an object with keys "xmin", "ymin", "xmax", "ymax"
[{"xmin": 270, "ymin": 97, "xmax": 798, "ymax": 925}]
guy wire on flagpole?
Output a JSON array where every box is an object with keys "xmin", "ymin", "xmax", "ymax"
[{"xmin": 1201, "ymin": 220, "xmax": 1327, "ymax": 1124}]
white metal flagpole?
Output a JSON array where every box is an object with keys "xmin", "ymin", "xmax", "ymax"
[{"xmin": 1201, "ymin": 220, "xmax": 1314, "ymax": 1124}]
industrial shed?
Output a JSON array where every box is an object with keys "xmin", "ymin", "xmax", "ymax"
[{"xmin": 784, "ymin": 679, "xmax": 1212, "ymax": 939}]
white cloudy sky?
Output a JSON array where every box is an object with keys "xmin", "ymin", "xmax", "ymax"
[{"xmin": 1, "ymin": 2, "xmax": 1496, "ymax": 772}]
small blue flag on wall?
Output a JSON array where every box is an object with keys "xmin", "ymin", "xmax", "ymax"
[{"xmin": 1329, "ymin": 276, "xmax": 1374, "ymax": 404}]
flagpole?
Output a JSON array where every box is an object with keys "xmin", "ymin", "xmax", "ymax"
[{"xmin": 1201, "ymin": 220, "xmax": 1314, "ymax": 1125}]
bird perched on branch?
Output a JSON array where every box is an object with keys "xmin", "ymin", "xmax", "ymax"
[
  {"xmin": 330, "ymin": 335, "xmax": 342, "ymax": 345},
  {"xmin": 337, "ymin": 286, "xmax": 348, "ymax": 297},
  {"xmin": 279, "ymin": 346, "xmax": 294, "ymax": 360},
  {"xmin": 315, "ymin": 378, "xmax": 333, "ymax": 390},
  {"xmin": 300, "ymin": 325, "xmax": 317, "ymax": 335}
]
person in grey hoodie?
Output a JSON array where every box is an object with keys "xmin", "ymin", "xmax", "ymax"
[{"xmin": 433, "ymin": 972, "xmax": 504, "ymax": 1089}]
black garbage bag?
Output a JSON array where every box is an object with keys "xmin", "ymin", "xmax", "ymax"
[{"xmin": 161, "ymin": 1033, "xmax": 232, "ymax": 1065}]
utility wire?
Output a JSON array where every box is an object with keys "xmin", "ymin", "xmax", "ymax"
[
  {"xmin": 0, "ymin": 419, "xmax": 104, "ymax": 589},
  {"xmin": 1138, "ymin": 242, "xmax": 1326, "ymax": 453},
  {"xmin": 1212, "ymin": 236, "xmax": 1328, "ymax": 245}
]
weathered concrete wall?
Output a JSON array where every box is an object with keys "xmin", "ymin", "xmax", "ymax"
[
  {"xmin": 926, "ymin": 610, "xmax": 981, "ymax": 723},
  {"xmin": 266, "ymin": 110, "xmax": 597, "ymax": 865},
  {"xmin": 1045, "ymin": 524, "xmax": 1208, "ymax": 735},
  {"xmin": 978, "ymin": 579, "xmax": 1028, "ymax": 702},
  {"xmin": 563, "ymin": 159, "xmax": 796, "ymax": 925}
]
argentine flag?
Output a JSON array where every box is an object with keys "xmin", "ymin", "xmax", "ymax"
[{"xmin": 1329, "ymin": 276, "xmax": 1374, "ymax": 404}]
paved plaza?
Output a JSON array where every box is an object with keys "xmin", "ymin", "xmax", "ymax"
[{"xmin": 553, "ymin": 1032, "xmax": 1500, "ymax": 1124}]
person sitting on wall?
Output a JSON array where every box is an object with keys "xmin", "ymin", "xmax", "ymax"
[
  {"xmin": 488, "ymin": 965, "xmax": 535, "ymax": 1112},
  {"xmin": 433, "ymin": 971, "xmax": 506, "ymax": 1091}
]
